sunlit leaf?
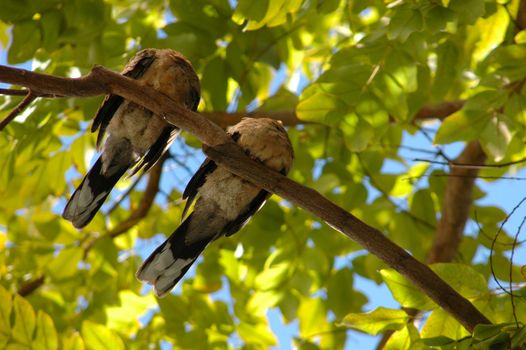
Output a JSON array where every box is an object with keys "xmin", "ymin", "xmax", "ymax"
[
  {"xmin": 81, "ymin": 321, "xmax": 125, "ymax": 350},
  {"xmin": 32, "ymin": 311, "xmax": 58, "ymax": 350},
  {"xmin": 12, "ymin": 294, "xmax": 36, "ymax": 346},
  {"xmin": 341, "ymin": 307, "xmax": 409, "ymax": 335}
]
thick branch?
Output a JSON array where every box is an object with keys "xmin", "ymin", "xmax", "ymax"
[
  {"xmin": 427, "ymin": 141, "xmax": 487, "ymax": 263},
  {"xmin": 378, "ymin": 141, "xmax": 487, "ymax": 349},
  {"xmin": 413, "ymin": 100, "xmax": 465, "ymax": 121},
  {"xmin": 0, "ymin": 64, "xmax": 490, "ymax": 331}
]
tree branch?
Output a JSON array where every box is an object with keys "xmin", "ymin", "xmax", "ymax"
[
  {"xmin": 377, "ymin": 141, "xmax": 488, "ymax": 349},
  {"xmin": 199, "ymin": 100, "xmax": 465, "ymax": 127},
  {"xmin": 200, "ymin": 110, "xmax": 303, "ymax": 127},
  {"xmin": 427, "ymin": 141, "xmax": 487, "ymax": 263},
  {"xmin": 0, "ymin": 64, "xmax": 490, "ymax": 332},
  {"xmin": 0, "ymin": 91, "xmax": 37, "ymax": 131},
  {"xmin": 107, "ymin": 154, "xmax": 167, "ymax": 238},
  {"xmin": 17, "ymin": 275, "xmax": 45, "ymax": 297}
]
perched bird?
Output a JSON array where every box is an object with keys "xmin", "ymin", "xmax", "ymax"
[
  {"xmin": 63, "ymin": 49, "xmax": 200, "ymax": 229},
  {"xmin": 136, "ymin": 118, "xmax": 294, "ymax": 297}
]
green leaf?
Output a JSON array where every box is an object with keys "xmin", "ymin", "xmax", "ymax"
[
  {"xmin": 434, "ymin": 109, "xmax": 487, "ymax": 144},
  {"xmin": 233, "ymin": 0, "xmax": 269, "ymax": 23},
  {"xmin": 298, "ymin": 297, "xmax": 327, "ymax": 338},
  {"xmin": 81, "ymin": 321, "xmax": 124, "ymax": 350},
  {"xmin": 511, "ymin": 326, "xmax": 526, "ymax": 349},
  {"xmin": 388, "ymin": 7, "xmax": 423, "ymax": 42},
  {"xmin": 448, "ymin": 0, "xmax": 485, "ymax": 25},
  {"xmin": 432, "ymin": 263, "xmax": 487, "ymax": 298},
  {"xmin": 47, "ymin": 246, "xmax": 83, "ymax": 281},
  {"xmin": 479, "ymin": 114, "xmax": 512, "ymax": 161},
  {"xmin": 8, "ymin": 19, "xmax": 42, "ymax": 64},
  {"xmin": 340, "ymin": 114, "xmax": 374, "ymax": 152},
  {"xmin": 12, "ymin": 294, "xmax": 36, "ymax": 346},
  {"xmin": 421, "ymin": 308, "xmax": 470, "ymax": 339},
  {"xmin": 515, "ymin": 30, "xmax": 526, "ymax": 44},
  {"xmin": 421, "ymin": 335, "xmax": 455, "ymax": 346},
  {"xmin": 410, "ymin": 189, "xmax": 437, "ymax": 226},
  {"xmin": 0, "ymin": 285, "xmax": 12, "ymax": 341},
  {"xmin": 341, "ymin": 307, "xmax": 409, "ymax": 335},
  {"xmin": 255, "ymin": 262, "xmax": 290, "ymax": 290},
  {"xmin": 473, "ymin": 323, "xmax": 511, "ymax": 341},
  {"xmin": 384, "ymin": 323, "xmax": 421, "ymax": 350},
  {"xmin": 61, "ymin": 333, "xmax": 85, "ymax": 350},
  {"xmin": 473, "ymin": 6, "xmax": 508, "ymax": 62},
  {"xmin": 296, "ymin": 91, "xmax": 347, "ymax": 125},
  {"xmin": 238, "ymin": 320, "xmax": 277, "ymax": 346},
  {"xmin": 326, "ymin": 268, "xmax": 367, "ymax": 319},
  {"xmin": 201, "ymin": 56, "xmax": 228, "ymax": 111},
  {"xmin": 431, "ymin": 41, "xmax": 459, "ymax": 100},
  {"xmin": 380, "ymin": 269, "xmax": 434, "ymax": 310},
  {"xmin": 247, "ymin": 290, "xmax": 285, "ymax": 315},
  {"xmin": 32, "ymin": 311, "xmax": 58, "ymax": 350},
  {"xmin": 105, "ymin": 290, "xmax": 156, "ymax": 334}
]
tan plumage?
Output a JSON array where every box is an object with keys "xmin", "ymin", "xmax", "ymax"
[
  {"xmin": 136, "ymin": 118, "xmax": 294, "ymax": 297},
  {"xmin": 63, "ymin": 49, "xmax": 200, "ymax": 229}
]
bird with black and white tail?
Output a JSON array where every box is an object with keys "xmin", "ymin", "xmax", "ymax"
[
  {"xmin": 62, "ymin": 49, "xmax": 200, "ymax": 229},
  {"xmin": 136, "ymin": 118, "xmax": 294, "ymax": 297}
]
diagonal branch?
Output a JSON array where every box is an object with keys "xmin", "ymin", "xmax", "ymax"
[
  {"xmin": 0, "ymin": 91, "xmax": 37, "ymax": 131},
  {"xmin": 0, "ymin": 64, "xmax": 490, "ymax": 332},
  {"xmin": 107, "ymin": 154, "xmax": 167, "ymax": 238}
]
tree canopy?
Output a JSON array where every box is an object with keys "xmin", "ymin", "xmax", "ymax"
[{"xmin": 1, "ymin": 0, "xmax": 526, "ymax": 349}]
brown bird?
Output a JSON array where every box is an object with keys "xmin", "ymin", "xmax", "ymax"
[
  {"xmin": 63, "ymin": 49, "xmax": 200, "ymax": 229},
  {"xmin": 136, "ymin": 118, "xmax": 294, "ymax": 297}
]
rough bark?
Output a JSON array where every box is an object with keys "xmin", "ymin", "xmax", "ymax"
[{"xmin": 427, "ymin": 141, "xmax": 487, "ymax": 263}]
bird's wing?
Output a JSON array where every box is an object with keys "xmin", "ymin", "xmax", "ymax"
[
  {"xmin": 91, "ymin": 50, "xmax": 158, "ymax": 149},
  {"xmin": 222, "ymin": 189, "xmax": 270, "ymax": 237},
  {"xmin": 222, "ymin": 167, "xmax": 289, "ymax": 237},
  {"xmin": 180, "ymin": 131, "xmax": 242, "ymax": 219},
  {"xmin": 129, "ymin": 127, "xmax": 179, "ymax": 177},
  {"xmin": 181, "ymin": 158, "xmax": 218, "ymax": 219}
]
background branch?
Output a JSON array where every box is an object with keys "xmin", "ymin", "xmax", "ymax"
[
  {"xmin": 199, "ymin": 100, "xmax": 465, "ymax": 128},
  {"xmin": 0, "ymin": 64, "xmax": 490, "ymax": 332},
  {"xmin": 108, "ymin": 154, "xmax": 167, "ymax": 238}
]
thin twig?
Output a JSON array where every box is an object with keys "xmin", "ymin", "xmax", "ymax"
[
  {"xmin": 0, "ymin": 91, "xmax": 37, "ymax": 131},
  {"xmin": 403, "ymin": 174, "xmax": 526, "ymax": 182},
  {"xmin": 490, "ymin": 196, "xmax": 526, "ymax": 297},
  {"xmin": 107, "ymin": 154, "xmax": 167, "ymax": 238},
  {"xmin": 358, "ymin": 155, "xmax": 436, "ymax": 230},
  {"xmin": 414, "ymin": 156, "xmax": 526, "ymax": 169},
  {"xmin": 0, "ymin": 88, "xmax": 29, "ymax": 96},
  {"xmin": 106, "ymin": 170, "xmax": 148, "ymax": 215},
  {"xmin": 510, "ymin": 215, "xmax": 526, "ymax": 326}
]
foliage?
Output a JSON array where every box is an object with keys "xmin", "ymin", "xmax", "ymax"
[{"xmin": 1, "ymin": 0, "xmax": 526, "ymax": 349}]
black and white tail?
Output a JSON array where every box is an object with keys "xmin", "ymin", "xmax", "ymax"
[
  {"xmin": 62, "ymin": 157, "xmax": 128, "ymax": 229},
  {"xmin": 136, "ymin": 214, "xmax": 213, "ymax": 297}
]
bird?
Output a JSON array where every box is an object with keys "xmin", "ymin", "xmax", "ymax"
[
  {"xmin": 136, "ymin": 118, "xmax": 294, "ymax": 297},
  {"xmin": 63, "ymin": 49, "xmax": 200, "ymax": 229}
]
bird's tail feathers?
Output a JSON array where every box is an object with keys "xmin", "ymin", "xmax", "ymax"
[
  {"xmin": 136, "ymin": 214, "xmax": 212, "ymax": 297},
  {"xmin": 62, "ymin": 157, "xmax": 128, "ymax": 229}
]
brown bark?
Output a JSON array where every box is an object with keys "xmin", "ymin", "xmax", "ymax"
[
  {"xmin": 426, "ymin": 143, "xmax": 487, "ymax": 263},
  {"xmin": 0, "ymin": 64, "xmax": 491, "ymax": 331},
  {"xmin": 18, "ymin": 275, "xmax": 45, "ymax": 297}
]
